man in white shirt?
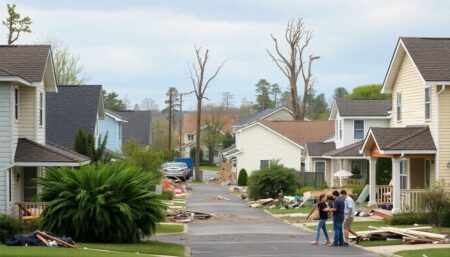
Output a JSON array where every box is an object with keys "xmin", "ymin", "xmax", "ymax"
[{"xmin": 340, "ymin": 190, "xmax": 360, "ymax": 245}]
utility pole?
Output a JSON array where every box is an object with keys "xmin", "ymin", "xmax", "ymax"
[
  {"xmin": 167, "ymin": 90, "xmax": 174, "ymax": 160},
  {"xmin": 178, "ymin": 91, "xmax": 194, "ymax": 158}
]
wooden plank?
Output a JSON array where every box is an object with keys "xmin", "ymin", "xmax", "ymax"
[{"xmin": 36, "ymin": 231, "xmax": 76, "ymax": 248}]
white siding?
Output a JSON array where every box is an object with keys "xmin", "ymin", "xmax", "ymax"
[
  {"xmin": 439, "ymin": 89, "xmax": 450, "ymax": 189},
  {"xmin": 0, "ymin": 84, "xmax": 12, "ymax": 214},
  {"xmin": 236, "ymin": 124, "xmax": 302, "ymax": 173},
  {"xmin": 18, "ymin": 86, "xmax": 37, "ymax": 140},
  {"xmin": 36, "ymin": 87, "xmax": 45, "ymax": 144},
  {"xmin": 263, "ymin": 109, "xmax": 294, "ymax": 121},
  {"xmin": 343, "ymin": 118, "xmax": 390, "ymax": 146}
]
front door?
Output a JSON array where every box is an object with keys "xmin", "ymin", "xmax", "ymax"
[{"xmin": 23, "ymin": 167, "xmax": 38, "ymax": 201}]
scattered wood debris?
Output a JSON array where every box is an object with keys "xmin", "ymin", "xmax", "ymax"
[
  {"xmin": 166, "ymin": 210, "xmax": 214, "ymax": 223},
  {"xmin": 354, "ymin": 226, "xmax": 450, "ymax": 245}
]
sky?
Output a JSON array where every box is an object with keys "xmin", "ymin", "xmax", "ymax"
[{"xmin": 4, "ymin": 0, "xmax": 450, "ymax": 110}]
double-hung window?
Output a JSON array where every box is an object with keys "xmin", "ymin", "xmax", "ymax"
[
  {"xmin": 338, "ymin": 120, "xmax": 342, "ymax": 140},
  {"xmin": 14, "ymin": 88, "xmax": 19, "ymax": 120},
  {"xmin": 260, "ymin": 160, "xmax": 269, "ymax": 169},
  {"xmin": 354, "ymin": 120, "xmax": 364, "ymax": 140},
  {"xmin": 400, "ymin": 159, "xmax": 408, "ymax": 189},
  {"xmin": 315, "ymin": 161, "xmax": 325, "ymax": 173},
  {"xmin": 397, "ymin": 92, "xmax": 402, "ymax": 122},
  {"xmin": 39, "ymin": 92, "xmax": 43, "ymax": 126},
  {"xmin": 425, "ymin": 87, "xmax": 431, "ymax": 120}
]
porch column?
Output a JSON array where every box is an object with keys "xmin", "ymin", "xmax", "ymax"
[
  {"xmin": 330, "ymin": 159, "xmax": 334, "ymax": 188},
  {"xmin": 369, "ymin": 158, "xmax": 377, "ymax": 205},
  {"xmin": 392, "ymin": 158, "xmax": 401, "ymax": 213}
]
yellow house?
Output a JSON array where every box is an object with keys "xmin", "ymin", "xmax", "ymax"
[{"xmin": 361, "ymin": 37, "xmax": 450, "ymax": 213}]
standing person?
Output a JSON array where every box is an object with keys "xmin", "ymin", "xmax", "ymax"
[
  {"xmin": 341, "ymin": 190, "xmax": 361, "ymax": 245},
  {"xmin": 331, "ymin": 190, "xmax": 345, "ymax": 246},
  {"xmin": 310, "ymin": 194, "xmax": 331, "ymax": 245}
]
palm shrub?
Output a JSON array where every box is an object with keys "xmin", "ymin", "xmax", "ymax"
[
  {"xmin": 237, "ymin": 169, "xmax": 248, "ymax": 186},
  {"xmin": 248, "ymin": 161, "xmax": 298, "ymax": 200},
  {"xmin": 37, "ymin": 162, "xmax": 166, "ymax": 243}
]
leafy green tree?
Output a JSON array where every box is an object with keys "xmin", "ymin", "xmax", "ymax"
[
  {"xmin": 122, "ymin": 140, "xmax": 165, "ymax": 176},
  {"xmin": 103, "ymin": 90, "xmax": 127, "ymax": 111},
  {"xmin": 38, "ymin": 162, "xmax": 166, "ymax": 243},
  {"xmin": 74, "ymin": 128, "xmax": 109, "ymax": 163},
  {"xmin": 2, "ymin": 4, "xmax": 31, "ymax": 45},
  {"xmin": 349, "ymin": 84, "xmax": 391, "ymax": 99},
  {"xmin": 333, "ymin": 87, "xmax": 349, "ymax": 99},
  {"xmin": 306, "ymin": 91, "xmax": 328, "ymax": 120},
  {"xmin": 237, "ymin": 169, "xmax": 248, "ymax": 186},
  {"xmin": 254, "ymin": 79, "xmax": 275, "ymax": 111},
  {"xmin": 271, "ymin": 83, "xmax": 282, "ymax": 107},
  {"xmin": 222, "ymin": 132, "xmax": 235, "ymax": 149}
]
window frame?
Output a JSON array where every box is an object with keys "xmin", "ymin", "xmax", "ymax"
[
  {"xmin": 14, "ymin": 87, "xmax": 19, "ymax": 120},
  {"xmin": 39, "ymin": 92, "xmax": 44, "ymax": 127},
  {"xmin": 396, "ymin": 91, "xmax": 402, "ymax": 122},
  {"xmin": 400, "ymin": 159, "xmax": 408, "ymax": 190},
  {"xmin": 424, "ymin": 159, "xmax": 431, "ymax": 189},
  {"xmin": 424, "ymin": 86, "xmax": 431, "ymax": 121},
  {"xmin": 314, "ymin": 161, "xmax": 326, "ymax": 173},
  {"xmin": 353, "ymin": 120, "xmax": 364, "ymax": 140},
  {"xmin": 260, "ymin": 160, "xmax": 269, "ymax": 169},
  {"xmin": 338, "ymin": 120, "xmax": 342, "ymax": 140}
]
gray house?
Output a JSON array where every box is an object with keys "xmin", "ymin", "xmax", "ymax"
[{"xmin": 116, "ymin": 110, "xmax": 152, "ymax": 147}]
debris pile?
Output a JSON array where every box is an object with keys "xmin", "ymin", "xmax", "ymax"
[
  {"xmin": 355, "ymin": 226, "xmax": 449, "ymax": 245},
  {"xmin": 166, "ymin": 210, "xmax": 214, "ymax": 223},
  {"xmin": 6, "ymin": 231, "xmax": 76, "ymax": 248},
  {"xmin": 210, "ymin": 195, "xmax": 230, "ymax": 201},
  {"xmin": 162, "ymin": 178, "xmax": 187, "ymax": 197}
]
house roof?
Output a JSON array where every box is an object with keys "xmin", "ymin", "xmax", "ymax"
[
  {"xmin": 306, "ymin": 142, "xmax": 336, "ymax": 157},
  {"xmin": 335, "ymin": 98, "xmax": 392, "ymax": 117},
  {"xmin": 116, "ymin": 110, "xmax": 152, "ymax": 146},
  {"xmin": 233, "ymin": 106, "xmax": 292, "ymax": 127},
  {"xmin": 183, "ymin": 112, "xmax": 236, "ymax": 134},
  {"xmin": 323, "ymin": 141, "xmax": 365, "ymax": 157},
  {"xmin": 15, "ymin": 138, "xmax": 90, "ymax": 166},
  {"xmin": 0, "ymin": 45, "xmax": 52, "ymax": 82},
  {"xmin": 365, "ymin": 126, "xmax": 436, "ymax": 152},
  {"xmin": 259, "ymin": 120, "xmax": 335, "ymax": 147},
  {"xmin": 46, "ymin": 85, "xmax": 103, "ymax": 149},
  {"xmin": 105, "ymin": 109, "xmax": 127, "ymax": 122}
]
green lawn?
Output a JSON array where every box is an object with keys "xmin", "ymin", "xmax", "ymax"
[
  {"xmin": 156, "ymin": 223, "xmax": 185, "ymax": 234},
  {"xmin": 79, "ymin": 241, "xmax": 184, "ymax": 256},
  {"xmin": 358, "ymin": 239, "xmax": 403, "ymax": 247},
  {"xmin": 396, "ymin": 248, "xmax": 450, "ymax": 257},
  {"xmin": 199, "ymin": 165, "xmax": 220, "ymax": 171},
  {"xmin": 266, "ymin": 206, "xmax": 313, "ymax": 215}
]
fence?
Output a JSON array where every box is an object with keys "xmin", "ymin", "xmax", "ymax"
[{"xmin": 296, "ymin": 171, "xmax": 325, "ymax": 187}]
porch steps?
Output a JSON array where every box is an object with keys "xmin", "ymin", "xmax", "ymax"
[{"xmin": 372, "ymin": 208, "xmax": 393, "ymax": 220}]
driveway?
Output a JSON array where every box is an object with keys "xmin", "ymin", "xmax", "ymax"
[{"xmin": 156, "ymin": 171, "xmax": 378, "ymax": 257}]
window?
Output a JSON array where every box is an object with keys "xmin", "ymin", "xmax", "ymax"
[
  {"xmin": 338, "ymin": 120, "xmax": 342, "ymax": 140},
  {"xmin": 315, "ymin": 161, "xmax": 325, "ymax": 173},
  {"xmin": 397, "ymin": 92, "xmax": 402, "ymax": 122},
  {"xmin": 14, "ymin": 88, "xmax": 19, "ymax": 120},
  {"xmin": 8, "ymin": 169, "xmax": 11, "ymax": 202},
  {"xmin": 424, "ymin": 160, "xmax": 431, "ymax": 189},
  {"xmin": 425, "ymin": 87, "xmax": 431, "ymax": 120},
  {"xmin": 187, "ymin": 134, "xmax": 194, "ymax": 142},
  {"xmin": 39, "ymin": 92, "xmax": 43, "ymax": 126},
  {"xmin": 354, "ymin": 120, "xmax": 364, "ymax": 139},
  {"xmin": 400, "ymin": 159, "xmax": 408, "ymax": 189},
  {"xmin": 118, "ymin": 123, "xmax": 122, "ymax": 140},
  {"xmin": 260, "ymin": 160, "xmax": 269, "ymax": 169}
]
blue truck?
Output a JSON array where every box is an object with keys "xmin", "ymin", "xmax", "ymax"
[{"xmin": 174, "ymin": 158, "xmax": 194, "ymax": 179}]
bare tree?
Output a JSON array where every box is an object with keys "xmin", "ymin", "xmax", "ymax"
[
  {"xmin": 140, "ymin": 98, "xmax": 159, "ymax": 111},
  {"xmin": 188, "ymin": 47, "xmax": 225, "ymax": 181},
  {"xmin": 267, "ymin": 18, "xmax": 319, "ymax": 120},
  {"xmin": 2, "ymin": 4, "xmax": 32, "ymax": 45},
  {"xmin": 222, "ymin": 91, "xmax": 233, "ymax": 110},
  {"xmin": 202, "ymin": 106, "xmax": 229, "ymax": 166}
]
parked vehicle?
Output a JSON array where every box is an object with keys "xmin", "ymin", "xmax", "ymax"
[
  {"xmin": 161, "ymin": 162, "xmax": 189, "ymax": 182},
  {"xmin": 174, "ymin": 158, "xmax": 194, "ymax": 179}
]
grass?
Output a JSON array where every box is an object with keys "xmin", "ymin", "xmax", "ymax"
[
  {"xmin": 266, "ymin": 206, "xmax": 313, "ymax": 214},
  {"xmin": 156, "ymin": 223, "xmax": 185, "ymax": 234},
  {"xmin": 79, "ymin": 241, "xmax": 185, "ymax": 257},
  {"xmin": 199, "ymin": 165, "xmax": 220, "ymax": 171},
  {"xmin": 396, "ymin": 249, "xmax": 450, "ymax": 257},
  {"xmin": 358, "ymin": 239, "xmax": 403, "ymax": 247}
]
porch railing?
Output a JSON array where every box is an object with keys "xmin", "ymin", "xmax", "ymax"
[
  {"xmin": 17, "ymin": 202, "xmax": 48, "ymax": 222},
  {"xmin": 333, "ymin": 178, "xmax": 366, "ymax": 186},
  {"xmin": 400, "ymin": 189, "xmax": 427, "ymax": 213},
  {"xmin": 375, "ymin": 185, "xmax": 392, "ymax": 203}
]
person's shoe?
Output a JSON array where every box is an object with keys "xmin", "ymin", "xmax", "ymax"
[
  {"xmin": 310, "ymin": 240, "xmax": 319, "ymax": 245},
  {"xmin": 343, "ymin": 242, "xmax": 349, "ymax": 246},
  {"xmin": 356, "ymin": 236, "xmax": 362, "ymax": 244},
  {"xmin": 324, "ymin": 240, "xmax": 331, "ymax": 245}
]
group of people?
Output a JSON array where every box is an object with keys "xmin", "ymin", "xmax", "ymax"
[{"xmin": 311, "ymin": 190, "xmax": 362, "ymax": 246}]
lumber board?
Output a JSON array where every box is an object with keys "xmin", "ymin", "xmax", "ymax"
[
  {"xmin": 36, "ymin": 231, "xmax": 76, "ymax": 248},
  {"xmin": 378, "ymin": 226, "xmax": 447, "ymax": 240}
]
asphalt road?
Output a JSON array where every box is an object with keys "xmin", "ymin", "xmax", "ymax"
[{"xmin": 156, "ymin": 171, "xmax": 378, "ymax": 257}]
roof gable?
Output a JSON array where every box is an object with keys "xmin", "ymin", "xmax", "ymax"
[
  {"xmin": 183, "ymin": 112, "xmax": 237, "ymax": 134},
  {"xmin": 233, "ymin": 107, "xmax": 293, "ymax": 127},
  {"xmin": 333, "ymin": 98, "xmax": 392, "ymax": 117}
]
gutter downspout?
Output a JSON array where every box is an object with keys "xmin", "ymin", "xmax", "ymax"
[{"xmin": 436, "ymin": 85, "xmax": 446, "ymax": 181}]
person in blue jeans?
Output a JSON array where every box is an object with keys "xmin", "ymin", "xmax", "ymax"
[
  {"xmin": 331, "ymin": 190, "xmax": 345, "ymax": 246},
  {"xmin": 310, "ymin": 193, "xmax": 331, "ymax": 245}
]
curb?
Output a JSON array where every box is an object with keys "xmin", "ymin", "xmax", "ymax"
[{"xmin": 184, "ymin": 246, "xmax": 192, "ymax": 257}]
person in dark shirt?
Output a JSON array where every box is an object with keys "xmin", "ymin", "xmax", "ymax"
[
  {"xmin": 331, "ymin": 190, "xmax": 345, "ymax": 246},
  {"xmin": 310, "ymin": 193, "xmax": 331, "ymax": 245}
]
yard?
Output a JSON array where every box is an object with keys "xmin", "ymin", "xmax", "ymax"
[
  {"xmin": 0, "ymin": 240, "xmax": 185, "ymax": 257},
  {"xmin": 156, "ymin": 223, "xmax": 185, "ymax": 234},
  {"xmin": 395, "ymin": 248, "xmax": 450, "ymax": 257},
  {"xmin": 265, "ymin": 206, "xmax": 313, "ymax": 215}
]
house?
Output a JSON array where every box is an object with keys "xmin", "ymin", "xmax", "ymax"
[
  {"xmin": 319, "ymin": 99, "xmax": 391, "ymax": 186},
  {"xmin": 232, "ymin": 120, "xmax": 334, "ymax": 173},
  {"xmin": 181, "ymin": 112, "xmax": 236, "ymax": 164},
  {"xmin": 116, "ymin": 110, "xmax": 152, "ymax": 147},
  {"xmin": 231, "ymin": 106, "xmax": 293, "ymax": 132},
  {"xmin": 0, "ymin": 45, "xmax": 89, "ymax": 218},
  {"xmin": 46, "ymin": 85, "xmax": 105, "ymax": 149},
  {"xmin": 98, "ymin": 109, "xmax": 128, "ymax": 153},
  {"xmin": 360, "ymin": 37, "xmax": 450, "ymax": 213},
  {"xmin": 304, "ymin": 141, "xmax": 336, "ymax": 185}
]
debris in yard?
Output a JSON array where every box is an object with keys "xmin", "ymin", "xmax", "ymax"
[
  {"xmin": 241, "ymin": 193, "xmax": 248, "ymax": 200},
  {"xmin": 5, "ymin": 231, "xmax": 75, "ymax": 248},
  {"xmin": 358, "ymin": 226, "xmax": 450, "ymax": 245},
  {"xmin": 211, "ymin": 195, "xmax": 230, "ymax": 201},
  {"xmin": 166, "ymin": 210, "xmax": 214, "ymax": 222}
]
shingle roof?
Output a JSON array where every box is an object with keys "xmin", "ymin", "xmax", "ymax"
[
  {"xmin": 183, "ymin": 112, "xmax": 236, "ymax": 134},
  {"xmin": 116, "ymin": 111, "xmax": 152, "ymax": 146},
  {"xmin": 370, "ymin": 126, "xmax": 436, "ymax": 151},
  {"xmin": 401, "ymin": 37, "xmax": 450, "ymax": 81},
  {"xmin": 323, "ymin": 141, "xmax": 364, "ymax": 157},
  {"xmin": 105, "ymin": 109, "xmax": 127, "ymax": 121},
  {"xmin": 15, "ymin": 138, "xmax": 89, "ymax": 165},
  {"xmin": 0, "ymin": 45, "xmax": 51, "ymax": 82},
  {"xmin": 46, "ymin": 85, "xmax": 103, "ymax": 149},
  {"xmin": 306, "ymin": 142, "xmax": 336, "ymax": 157},
  {"xmin": 335, "ymin": 98, "xmax": 392, "ymax": 117},
  {"xmin": 259, "ymin": 120, "xmax": 335, "ymax": 146},
  {"xmin": 233, "ymin": 107, "xmax": 292, "ymax": 127}
]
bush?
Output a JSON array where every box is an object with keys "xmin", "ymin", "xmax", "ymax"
[
  {"xmin": 0, "ymin": 214, "xmax": 22, "ymax": 242},
  {"xmin": 388, "ymin": 213, "xmax": 427, "ymax": 225},
  {"xmin": 294, "ymin": 185, "xmax": 327, "ymax": 196},
  {"xmin": 420, "ymin": 180, "xmax": 450, "ymax": 228},
  {"xmin": 350, "ymin": 166, "xmax": 361, "ymax": 179},
  {"xmin": 158, "ymin": 189, "xmax": 174, "ymax": 200},
  {"xmin": 237, "ymin": 169, "xmax": 248, "ymax": 186},
  {"xmin": 344, "ymin": 184, "xmax": 364, "ymax": 197},
  {"xmin": 248, "ymin": 161, "xmax": 298, "ymax": 200},
  {"xmin": 122, "ymin": 140, "xmax": 165, "ymax": 178},
  {"xmin": 38, "ymin": 162, "xmax": 166, "ymax": 243}
]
